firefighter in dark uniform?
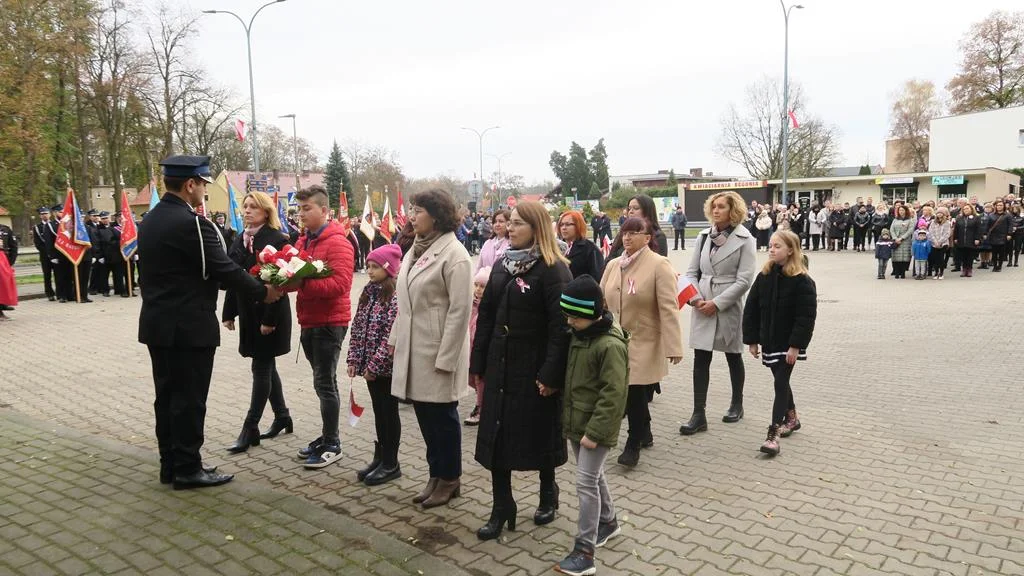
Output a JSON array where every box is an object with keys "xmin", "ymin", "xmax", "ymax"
[
  {"xmin": 138, "ymin": 155, "xmax": 282, "ymax": 489},
  {"xmin": 32, "ymin": 206, "xmax": 59, "ymax": 301},
  {"xmin": 94, "ymin": 211, "xmax": 126, "ymax": 296},
  {"xmin": 0, "ymin": 221, "xmax": 17, "ymax": 312},
  {"xmin": 51, "ymin": 204, "xmax": 75, "ymax": 302},
  {"xmin": 81, "ymin": 208, "xmax": 98, "ymax": 298}
]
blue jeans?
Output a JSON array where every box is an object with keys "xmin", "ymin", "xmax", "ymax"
[{"xmin": 300, "ymin": 326, "xmax": 346, "ymax": 445}]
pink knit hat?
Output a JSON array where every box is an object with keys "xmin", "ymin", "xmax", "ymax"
[
  {"xmin": 474, "ymin": 266, "xmax": 492, "ymax": 285},
  {"xmin": 367, "ymin": 244, "xmax": 403, "ymax": 278}
]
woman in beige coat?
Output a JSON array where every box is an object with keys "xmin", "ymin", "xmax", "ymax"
[
  {"xmin": 601, "ymin": 217, "xmax": 683, "ymax": 467},
  {"xmin": 389, "ymin": 189, "xmax": 473, "ymax": 509},
  {"xmin": 679, "ymin": 191, "xmax": 756, "ymax": 436}
]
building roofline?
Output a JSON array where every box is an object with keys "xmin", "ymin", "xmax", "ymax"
[
  {"xmin": 931, "ymin": 104, "xmax": 1024, "ymax": 122},
  {"xmin": 763, "ymin": 167, "xmax": 1014, "ymax": 185}
]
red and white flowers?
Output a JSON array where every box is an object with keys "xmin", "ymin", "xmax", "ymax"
[{"xmin": 249, "ymin": 244, "xmax": 331, "ymax": 286}]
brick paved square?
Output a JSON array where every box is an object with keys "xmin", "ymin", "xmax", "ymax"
[{"xmin": 3, "ymin": 250, "xmax": 1024, "ymax": 575}]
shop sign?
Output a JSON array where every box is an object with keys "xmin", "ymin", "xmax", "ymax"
[
  {"xmin": 932, "ymin": 175, "xmax": 964, "ymax": 185},
  {"xmin": 689, "ymin": 180, "xmax": 767, "ymax": 191},
  {"xmin": 875, "ymin": 177, "xmax": 915, "ymax": 185}
]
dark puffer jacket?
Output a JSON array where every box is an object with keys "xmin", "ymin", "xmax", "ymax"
[{"xmin": 742, "ymin": 264, "xmax": 817, "ymax": 356}]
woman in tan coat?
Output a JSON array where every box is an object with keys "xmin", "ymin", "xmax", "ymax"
[
  {"xmin": 600, "ymin": 217, "xmax": 683, "ymax": 467},
  {"xmin": 389, "ymin": 189, "xmax": 473, "ymax": 509}
]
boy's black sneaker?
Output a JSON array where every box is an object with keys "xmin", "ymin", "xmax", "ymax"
[
  {"xmin": 304, "ymin": 443, "xmax": 342, "ymax": 469},
  {"xmin": 595, "ymin": 518, "xmax": 621, "ymax": 548},
  {"xmin": 297, "ymin": 436, "xmax": 323, "ymax": 460},
  {"xmin": 554, "ymin": 540, "xmax": 596, "ymax": 576}
]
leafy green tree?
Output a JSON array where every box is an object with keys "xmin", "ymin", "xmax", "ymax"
[
  {"xmin": 589, "ymin": 138, "xmax": 609, "ymax": 193},
  {"xmin": 323, "ymin": 140, "xmax": 352, "ymax": 213}
]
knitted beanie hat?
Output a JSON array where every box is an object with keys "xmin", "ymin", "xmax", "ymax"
[
  {"xmin": 366, "ymin": 244, "xmax": 403, "ymax": 278},
  {"xmin": 560, "ymin": 274, "xmax": 603, "ymax": 320}
]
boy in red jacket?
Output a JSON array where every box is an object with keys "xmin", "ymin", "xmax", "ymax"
[{"xmin": 292, "ymin": 185, "xmax": 355, "ymax": 469}]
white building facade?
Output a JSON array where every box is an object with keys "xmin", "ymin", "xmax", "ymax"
[{"xmin": 929, "ymin": 106, "xmax": 1024, "ymax": 171}]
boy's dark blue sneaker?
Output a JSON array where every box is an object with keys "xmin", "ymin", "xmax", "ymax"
[
  {"xmin": 554, "ymin": 540, "xmax": 595, "ymax": 575},
  {"xmin": 595, "ymin": 518, "xmax": 621, "ymax": 548},
  {"xmin": 297, "ymin": 436, "xmax": 323, "ymax": 460},
  {"xmin": 303, "ymin": 443, "xmax": 342, "ymax": 469}
]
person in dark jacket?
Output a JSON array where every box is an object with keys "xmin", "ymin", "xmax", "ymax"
[
  {"xmin": 984, "ymin": 200, "xmax": 1012, "ymax": 272},
  {"xmin": 222, "ymin": 192, "xmax": 294, "ymax": 454},
  {"xmin": 827, "ymin": 206, "xmax": 849, "ymax": 251},
  {"xmin": 869, "ymin": 208, "xmax": 890, "ymax": 248},
  {"xmin": 32, "ymin": 206, "xmax": 59, "ymax": 301},
  {"xmin": 472, "ymin": 201, "xmax": 572, "ymax": 540},
  {"xmin": 0, "ymin": 222, "xmax": 17, "ymax": 266},
  {"xmin": 607, "ymin": 194, "xmax": 668, "ymax": 259},
  {"xmin": 215, "ymin": 213, "xmax": 237, "ymax": 250},
  {"xmin": 1010, "ymin": 204, "xmax": 1024, "ymax": 267},
  {"xmin": 139, "ymin": 155, "xmax": 282, "ymax": 489},
  {"xmin": 669, "ymin": 206, "xmax": 688, "ymax": 250},
  {"xmin": 852, "ymin": 206, "xmax": 871, "ymax": 252},
  {"xmin": 93, "ymin": 212, "xmax": 125, "ymax": 297},
  {"xmin": 953, "ymin": 204, "xmax": 982, "ymax": 277},
  {"xmin": 557, "ymin": 210, "xmax": 605, "ymax": 280},
  {"xmin": 743, "ymin": 230, "xmax": 816, "ymax": 457}
]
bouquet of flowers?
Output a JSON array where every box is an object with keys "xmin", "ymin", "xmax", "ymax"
[{"xmin": 249, "ymin": 244, "xmax": 332, "ymax": 286}]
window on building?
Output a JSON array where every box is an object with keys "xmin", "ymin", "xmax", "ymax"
[
  {"xmin": 938, "ymin": 184, "xmax": 967, "ymax": 199},
  {"xmin": 1019, "ymin": 129, "xmax": 1024, "ymax": 145},
  {"xmin": 204, "ymin": 194, "xmax": 210, "ymax": 201},
  {"xmin": 881, "ymin": 186, "xmax": 918, "ymax": 205}
]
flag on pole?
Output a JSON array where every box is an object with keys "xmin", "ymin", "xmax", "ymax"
[
  {"xmin": 118, "ymin": 191, "xmax": 138, "ymax": 260},
  {"xmin": 600, "ymin": 234, "xmax": 612, "ymax": 259},
  {"xmin": 147, "ymin": 179, "xmax": 160, "ymax": 211},
  {"xmin": 234, "ymin": 118, "xmax": 247, "ymax": 141},
  {"xmin": 226, "ymin": 182, "xmax": 243, "ymax": 232},
  {"xmin": 677, "ymin": 274, "xmax": 699, "ymax": 308},
  {"xmin": 348, "ymin": 384, "xmax": 365, "ymax": 427},
  {"xmin": 274, "ymin": 191, "xmax": 291, "ymax": 235},
  {"xmin": 55, "ymin": 188, "xmax": 91, "ymax": 265},
  {"xmin": 338, "ymin": 189, "xmax": 349, "ymax": 217},
  {"xmin": 395, "ymin": 188, "xmax": 407, "ymax": 228},
  {"xmin": 379, "ymin": 197, "xmax": 395, "ymax": 243},
  {"xmin": 788, "ymin": 110, "xmax": 799, "ymax": 129},
  {"xmin": 360, "ymin": 195, "xmax": 376, "ymax": 242}
]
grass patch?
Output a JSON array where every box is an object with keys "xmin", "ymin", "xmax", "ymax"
[{"xmin": 15, "ymin": 274, "xmax": 43, "ymax": 285}]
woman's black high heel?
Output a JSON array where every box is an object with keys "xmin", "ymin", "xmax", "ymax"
[
  {"xmin": 227, "ymin": 426, "xmax": 261, "ymax": 453},
  {"xmin": 477, "ymin": 502, "xmax": 517, "ymax": 541},
  {"xmin": 259, "ymin": 416, "xmax": 293, "ymax": 439}
]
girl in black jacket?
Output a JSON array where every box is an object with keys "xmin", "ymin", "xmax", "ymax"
[
  {"xmin": 954, "ymin": 205, "xmax": 982, "ymax": 277},
  {"xmin": 742, "ymin": 230, "xmax": 817, "ymax": 457},
  {"xmin": 985, "ymin": 200, "xmax": 1012, "ymax": 272}
]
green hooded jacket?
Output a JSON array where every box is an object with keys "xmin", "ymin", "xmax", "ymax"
[{"xmin": 562, "ymin": 320, "xmax": 630, "ymax": 447}]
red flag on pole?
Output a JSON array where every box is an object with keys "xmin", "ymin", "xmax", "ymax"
[
  {"xmin": 677, "ymin": 275, "xmax": 699, "ymax": 309},
  {"xmin": 348, "ymin": 384, "xmax": 364, "ymax": 427},
  {"xmin": 55, "ymin": 188, "xmax": 91, "ymax": 265},
  {"xmin": 118, "ymin": 190, "xmax": 138, "ymax": 260},
  {"xmin": 379, "ymin": 197, "xmax": 395, "ymax": 243},
  {"xmin": 395, "ymin": 188, "xmax": 407, "ymax": 228}
]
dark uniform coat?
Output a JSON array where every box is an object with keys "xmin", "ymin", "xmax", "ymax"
[
  {"xmin": 138, "ymin": 193, "xmax": 266, "ymax": 347},
  {"xmin": 222, "ymin": 226, "xmax": 292, "ymax": 359},
  {"xmin": 0, "ymin": 224, "xmax": 18, "ymax": 265},
  {"xmin": 472, "ymin": 257, "xmax": 571, "ymax": 472}
]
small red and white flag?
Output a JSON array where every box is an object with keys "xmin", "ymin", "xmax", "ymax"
[
  {"xmin": 677, "ymin": 275, "xmax": 699, "ymax": 309},
  {"xmin": 600, "ymin": 234, "xmax": 612, "ymax": 259},
  {"xmin": 348, "ymin": 384, "xmax": 365, "ymax": 427},
  {"xmin": 788, "ymin": 110, "xmax": 799, "ymax": 129},
  {"xmin": 234, "ymin": 118, "xmax": 247, "ymax": 141}
]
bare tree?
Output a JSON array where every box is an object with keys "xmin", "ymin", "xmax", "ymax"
[
  {"xmin": 717, "ymin": 76, "xmax": 841, "ymax": 179},
  {"xmin": 183, "ymin": 87, "xmax": 243, "ymax": 156},
  {"xmin": 889, "ymin": 79, "xmax": 943, "ymax": 172},
  {"xmin": 140, "ymin": 2, "xmax": 200, "ymax": 158},
  {"xmin": 947, "ymin": 10, "xmax": 1024, "ymax": 113}
]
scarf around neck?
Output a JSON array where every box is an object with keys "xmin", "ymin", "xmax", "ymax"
[
  {"xmin": 709, "ymin": 225, "xmax": 733, "ymax": 254},
  {"xmin": 502, "ymin": 244, "xmax": 541, "ymax": 276},
  {"xmin": 413, "ymin": 231, "xmax": 442, "ymax": 259},
  {"xmin": 619, "ymin": 245, "xmax": 648, "ymax": 269}
]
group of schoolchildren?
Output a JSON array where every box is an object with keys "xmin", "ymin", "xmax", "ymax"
[{"xmin": 344, "ymin": 218, "xmax": 815, "ymax": 576}]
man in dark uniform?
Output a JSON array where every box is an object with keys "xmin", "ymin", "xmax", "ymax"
[
  {"xmin": 32, "ymin": 206, "xmax": 59, "ymax": 301},
  {"xmin": 94, "ymin": 211, "xmax": 126, "ymax": 296},
  {"xmin": 214, "ymin": 213, "xmax": 236, "ymax": 249},
  {"xmin": 82, "ymin": 208, "xmax": 99, "ymax": 297},
  {"xmin": 138, "ymin": 155, "xmax": 282, "ymax": 490},
  {"xmin": 50, "ymin": 204, "xmax": 73, "ymax": 302}
]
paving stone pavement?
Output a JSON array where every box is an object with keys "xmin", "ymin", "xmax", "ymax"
[
  {"xmin": 2, "ymin": 248, "xmax": 1024, "ymax": 575},
  {"xmin": 0, "ymin": 409, "xmax": 468, "ymax": 576}
]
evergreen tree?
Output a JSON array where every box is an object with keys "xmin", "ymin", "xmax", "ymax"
[
  {"xmin": 858, "ymin": 165, "xmax": 873, "ymax": 175},
  {"xmin": 589, "ymin": 138, "xmax": 609, "ymax": 192},
  {"xmin": 588, "ymin": 181, "xmax": 601, "ymax": 200},
  {"xmin": 324, "ymin": 140, "xmax": 352, "ymax": 213}
]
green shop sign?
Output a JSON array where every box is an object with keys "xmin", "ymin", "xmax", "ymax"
[{"xmin": 932, "ymin": 175, "xmax": 964, "ymax": 185}]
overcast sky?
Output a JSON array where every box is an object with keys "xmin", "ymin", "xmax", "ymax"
[{"xmin": 170, "ymin": 0, "xmax": 1007, "ymax": 183}]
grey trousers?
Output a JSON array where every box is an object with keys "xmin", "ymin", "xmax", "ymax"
[{"xmin": 571, "ymin": 441, "xmax": 616, "ymax": 547}]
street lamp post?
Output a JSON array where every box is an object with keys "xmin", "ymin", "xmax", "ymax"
[
  {"xmin": 487, "ymin": 152, "xmax": 511, "ymax": 206},
  {"xmin": 279, "ymin": 114, "xmax": 300, "ymax": 192},
  {"xmin": 461, "ymin": 126, "xmax": 499, "ymax": 204},
  {"xmin": 780, "ymin": 1, "xmax": 803, "ymax": 205},
  {"xmin": 203, "ymin": 0, "xmax": 287, "ymax": 175}
]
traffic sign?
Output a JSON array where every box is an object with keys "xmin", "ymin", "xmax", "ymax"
[{"xmin": 287, "ymin": 191, "xmax": 298, "ymax": 206}]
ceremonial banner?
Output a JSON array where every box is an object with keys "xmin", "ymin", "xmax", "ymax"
[
  {"xmin": 360, "ymin": 195, "xmax": 376, "ymax": 242},
  {"xmin": 55, "ymin": 189, "xmax": 91, "ymax": 265},
  {"xmin": 118, "ymin": 191, "xmax": 138, "ymax": 260},
  {"xmin": 379, "ymin": 197, "xmax": 395, "ymax": 243}
]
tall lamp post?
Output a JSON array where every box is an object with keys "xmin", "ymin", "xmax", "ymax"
[
  {"xmin": 780, "ymin": 1, "xmax": 803, "ymax": 205},
  {"xmin": 279, "ymin": 114, "xmax": 300, "ymax": 192},
  {"xmin": 203, "ymin": 0, "xmax": 287, "ymax": 175},
  {"xmin": 487, "ymin": 152, "xmax": 511, "ymax": 207},
  {"xmin": 461, "ymin": 125, "xmax": 499, "ymax": 204}
]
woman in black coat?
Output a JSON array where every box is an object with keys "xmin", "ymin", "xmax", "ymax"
[
  {"xmin": 471, "ymin": 201, "xmax": 571, "ymax": 541},
  {"xmin": 608, "ymin": 194, "xmax": 669, "ymax": 259},
  {"xmin": 222, "ymin": 192, "xmax": 294, "ymax": 453},
  {"xmin": 953, "ymin": 204, "xmax": 982, "ymax": 277},
  {"xmin": 984, "ymin": 200, "xmax": 1012, "ymax": 271},
  {"xmin": 557, "ymin": 210, "xmax": 605, "ymax": 279}
]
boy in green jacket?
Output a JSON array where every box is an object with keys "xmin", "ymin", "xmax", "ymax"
[{"xmin": 555, "ymin": 275, "xmax": 629, "ymax": 576}]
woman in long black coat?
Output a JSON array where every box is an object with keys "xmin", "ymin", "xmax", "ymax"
[
  {"xmin": 222, "ymin": 192, "xmax": 294, "ymax": 453},
  {"xmin": 558, "ymin": 210, "xmax": 605, "ymax": 280},
  {"xmin": 471, "ymin": 201, "xmax": 571, "ymax": 541}
]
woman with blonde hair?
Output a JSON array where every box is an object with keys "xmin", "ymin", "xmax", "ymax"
[
  {"xmin": 472, "ymin": 201, "xmax": 572, "ymax": 540},
  {"xmin": 743, "ymin": 230, "xmax": 816, "ymax": 456},
  {"xmin": 222, "ymin": 191, "xmax": 294, "ymax": 453},
  {"xmin": 680, "ymin": 191, "xmax": 757, "ymax": 436}
]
